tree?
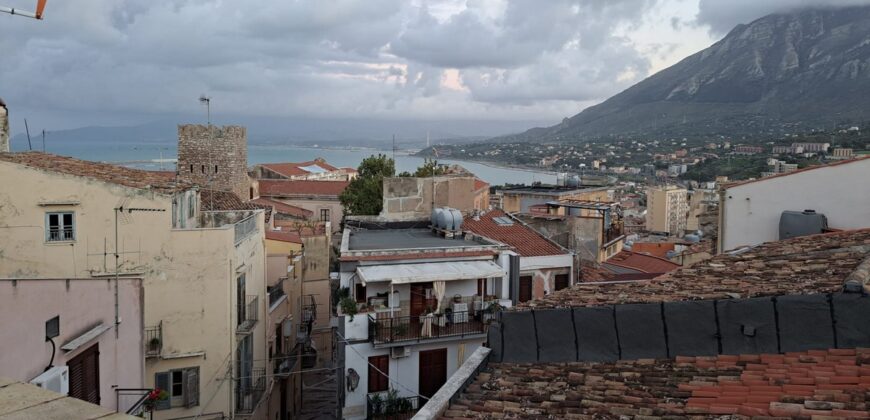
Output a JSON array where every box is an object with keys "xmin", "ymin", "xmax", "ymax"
[
  {"xmin": 413, "ymin": 158, "xmax": 447, "ymax": 177},
  {"xmin": 340, "ymin": 154, "xmax": 395, "ymax": 216}
]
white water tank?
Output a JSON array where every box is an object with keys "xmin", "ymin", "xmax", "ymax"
[
  {"xmin": 431, "ymin": 207, "xmax": 445, "ymax": 228},
  {"xmin": 436, "ymin": 207, "xmax": 463, "ymax": 231}
]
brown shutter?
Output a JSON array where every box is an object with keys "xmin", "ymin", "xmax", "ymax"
[
  {"xmin": 518, "ymin": 276, "xmax": 533, "ymax": 303},
  {"xmin": 554, "ymin": 274, "xmax": 569, "ymax": 291},
  {"xmin": 67, "ymin": 343, "xmax": 100, "ymax": 405}
]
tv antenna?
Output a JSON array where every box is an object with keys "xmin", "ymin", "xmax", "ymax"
[
  {"xmin": 0, "ymin": 0, "xmax": 47, "ymax": 19},
  {"xmin": 23, "ymin": 118, "xmax": 32, "ymax": 150}
]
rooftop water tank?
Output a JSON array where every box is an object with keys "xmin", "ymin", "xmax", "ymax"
[
  {"xmin": 779, "ymin": 210, "xmax": 827, "ymax": 240},
  {"xmin": 566, "ymin": 175, "xmax": 581, "ymax": 187},
  {"xmin": 436, "ymin": 207, "xmax": 463, "ymax": 231},
  {"xmin": 684, "ymin": 234, "xmax": 700, "ymax": 243},
  {"xmin": 431, "ymin": 207, "xmax": 445, "ymax": 228}
]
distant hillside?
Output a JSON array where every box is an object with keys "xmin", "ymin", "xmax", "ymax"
[{"xmin": 496, "ymin": 6, "xmax": 870, "ymax": 142}]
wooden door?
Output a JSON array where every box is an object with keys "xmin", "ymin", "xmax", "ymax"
[
  {"xmin": 554, "ymin": 274, "xmax": 570, "ymax": 291},
  {"xmin": 410, "ymin": 282, "xmax": 434, "ymax": 318},
  {"xmin": 518, "ymin": 276, "xmax": 533, "ymax": 303},
  {"xmin": 418, "ymin": 348, "xmax": 447, "ymax": 398},
  {"xmin": 68, "ymin": 343, "xmax": 100, "ymax": 405}
]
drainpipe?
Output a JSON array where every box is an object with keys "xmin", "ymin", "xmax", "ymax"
[{"xmin": 717, "ymin": 188, "xmax": 726, "ymax": 254}]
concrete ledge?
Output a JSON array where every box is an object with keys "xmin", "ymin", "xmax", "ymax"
[{"xmin": 412, "ymin": 346, "xmax": 491, "ymax": 420}]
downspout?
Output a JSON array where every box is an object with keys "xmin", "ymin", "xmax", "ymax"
[{"xmin": 717, "ymin": 188, "xmax": 726, "ymax": 254}]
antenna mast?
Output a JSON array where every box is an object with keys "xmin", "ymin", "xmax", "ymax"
[{"xmin": 24, "ymin": 119, "xmax": 32, "ymax": 151}]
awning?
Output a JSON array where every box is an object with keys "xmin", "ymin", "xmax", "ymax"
[{"xmin": 356, "ymin": 260, "xmax": 505, "ymax": 285}]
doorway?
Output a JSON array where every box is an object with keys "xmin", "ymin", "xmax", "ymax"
[
  {"xmin": 418, "ymin": 348, "xmax": 447, "ymax": 398},
  {"xmin": 68, "ymin": 343, "xmax": 100, "ymax": 405},
  {"xmin": 410, "ymin": 282, "xmax": 436, "ymax": 318}
]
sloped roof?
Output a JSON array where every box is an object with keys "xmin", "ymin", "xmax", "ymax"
[
  {"xmin": 603, "ymin": 250, "xmax": 680, "ymax": 274},
  {"xmin": 258, "ymin": 180, "xmax": 349, "ymax": 197},
  {"xmin": 519, "ymin": 228, "xmax": 870, "ymax": 309},
  {"xmin": 443, "ymin": 348, "xmax": 870, "ymax": 418},
  {"xmin": 462, "ymin": 209, "xmax": 569, "ymax": 258},
  {"xmin": 473, "ymin": 178, "xmax": 489, "ymax": 192},
  {"xmin": 265, "ymin": 229, "xmax": 302, "ymax": 244},
  {"xmin": 0, "ymin": 152, "xmax": 190, "ymax": 193},
  {"xmin": 200, "ymin": 190, "xmax": 261, "ymax": 211},
  {"xmin": 250, "ymin": 197, "xmax": 312, "ymax": 218},
  {"xmin": 0, "ymin": 376, "xmax": 139, "ymax": 419},
  {"xmin": 259, "ymin": 160, "xmax": 339, "ymax": 177}
]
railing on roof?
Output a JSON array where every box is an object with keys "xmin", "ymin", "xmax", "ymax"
[
  {"xmin": 234, "ymin": 214, "xmax": 257, "ymax": 245},
  {"xmin": 368, "ymin": 311, "xmax": 486, "ymax": 346}
]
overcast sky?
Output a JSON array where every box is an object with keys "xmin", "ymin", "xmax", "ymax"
[{"xmin": 2, "ymin": 0, "xmax": 867, "ymax": 131}]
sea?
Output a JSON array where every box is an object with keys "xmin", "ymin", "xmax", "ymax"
[{"xmin": 27, "ymin": 140, "xmax": 556, "ymax": 186}]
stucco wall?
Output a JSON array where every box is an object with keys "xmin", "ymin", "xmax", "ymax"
[
  {"xmin": 0, "ymin": 104, "xmax": 8, "ymax": 153},
  {"xmin": 342, "ymin": 338, "xmax": 484, "ymax": 420},
  {"xmin": 720, "ymin": 158, "xmax": 870, "ymax": 251},
  {"xmin": 272, "ymin": 197, "xmax": 343, "ymax": 233},
  {"xmin": 0, "ymin": 277, "xmax": 144, "ymax": 411},
  {"xmin": 0, "ymin": 161, "xmax": 269, "ymax": 418},
  {"xmin": 381, "ymin": 176, "xmax": 485, "ymax": 219}
]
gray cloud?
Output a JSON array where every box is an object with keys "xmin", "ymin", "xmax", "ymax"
[{"xmin": 696, "ymin": 0, "xmax": 870, "ymax": 35}]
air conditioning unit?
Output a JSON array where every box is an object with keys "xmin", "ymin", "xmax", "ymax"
[
  {"xmin": 390, "ymin": 346, "xmax": 410, "ymax": 359},
  {"xmin": 30, "ymin": 366, "xmax": 69, "ymax": 395}
]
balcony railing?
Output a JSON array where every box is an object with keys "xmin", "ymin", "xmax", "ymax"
[
  {"xmin": 272, "ymin": 345, "xmax": 300, "ymax": 378},
  {"xmin": 234, "ymin": 214, "xmax": 257, "ymax": 245},
  {"xmin": 235, "ymin": 366, "xmax": 266, "ymax": 415},
  {"xmin": 301, "ymin": 294, "xmax": 317, "ymax": 323},
  {"xmin": 47, "ymin": 228, "xmax": 74, "ymax": 242},
  {"xmin": 268, "ymin": 278, "xmax": 286, "ymax": 307},
  {"xmin": 367, "ymin": 392, "xmax": 421, "ymax": 420},
  {"xmin": 369, "ymin": 311, "xmax": 486, "ymax": 346},
  {"xmin": 145, "ymin": 321, "xmax": 162, "ymax": 358},
  {"xmin": 115, "ymin": 388, "xmax": 153, "ymax": 417},
  {"xmin": 237, "ymin": 295, "xmax": 258, "ymax": 334}
]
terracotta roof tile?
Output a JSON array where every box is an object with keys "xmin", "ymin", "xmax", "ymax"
[
  {"xmin": 473, "ymin": 178, "xmax": 489, "ymax": 192},
  {"xmin": 519, "ymin": 228, "xmax": 870, "ymax": 309},
  {"xmin": 0, "ymin": 152, "xmax": 190, "ymax": 193},
  {"xmin": 603, "ymin": 250, "xmax": 681, "ymax": 274},
  {"xmin": 462, "ymin": 209, "xmax": 568, "ymax": 257},
  {"xmin": 259, "ymin": 160, "xmax": 339, "ymax": 177},
  {"xmin": 273, "ymin": 220, "xmax": 328, "ymax": 237},
  {"xmin": 258, "ymin": 180, "xmax": 349, "ymax": 197},
  {"xmin": 445, "ymin": 349, "xmax": 870, "ymax": 418},
  {"xmin": 250, "ymin": 197, "xmax": 312, "ymax": 218},
  {"xmin": 200, "ymin": 190, "xmax": 262, "ymax": 212},
  {"xmin": 265, "ymin": 229, "xmax": 302, "ymax": 244}
]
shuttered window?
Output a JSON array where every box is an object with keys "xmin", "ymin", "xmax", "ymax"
[
  {"xmin": 554, "ymin": 274, "xmax": 570, "ymax": 291},
  {"xmin": 518, "ymin": 276, "xmax": 533, "ymax": 303},
  {"xmin": 367, "ymin": 355, "xmax": 389, "ymax": 393},
  {"xmin": 68, "ymin": 343, "xmax": 100, "ymax": 405},
  {"xmin": 154, "ymin": 366, "xmax": 199, "ymax": 410}
]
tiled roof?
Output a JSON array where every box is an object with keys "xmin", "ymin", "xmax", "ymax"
[
  {"xmin": 443, "ymin": 348, "xmax": 870, "ymax": 418},
  {"xmin": 265, "ymin": 229, "xmax": 302, "ymax": 244},
  {"xmin": 342, "ymin": 167, "xmax": 358, "ymax": 173},
  {"xmin": 273, "ymin": 220, "xmax": 328, "ymax": 237},
  {"xmin": 473, "ymin": 178, "xmax": 489, "ymax": 192},
  {"xmin": 519, "ymin": 228, "xmax": 870, "ymax": 309},
  {"xmin": 258, "ymin": 180, "xmax": 349, "ymax": 197},
  {"xmin": 0, "ymin": 152, "xmax": 190, "ymax": 193},
  {"xmin": 603, "ymin": 250, "xmax": 681, "ymax": 274},
  {"xmin": 200, "ymin": 190, "xmax": 261, "ymax": 211},
  {"xmin": 462, "ymin": 209, "xmax": 568, "ymax": 258},
  {"xmin": 725, "ymin": 155, "xmax": 870, "ymax": 189},
  {"xmin": 259, "ymin": 160, "xmax": 339, "ymax": 177},
  {"xmin": 250, "ymin": 197, "xmax": 312, "ymax": 218}
]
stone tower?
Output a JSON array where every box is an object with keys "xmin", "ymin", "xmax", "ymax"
[
  {"xmin": 177, "ymin": 124, "xmax": 249, "ymax": 199},
  {"xmin": 0, "ymin": 98, "xmax": 9, "ymax": 153}
]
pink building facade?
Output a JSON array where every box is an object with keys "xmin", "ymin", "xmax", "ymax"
[{"xmin": 0, "ymin": 277, "xmax": 144, "ymax": 412}]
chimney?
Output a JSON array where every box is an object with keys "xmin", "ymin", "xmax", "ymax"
[{"xmin": 0, "ymin": 98, "xmax": 8, "ymax": 153}]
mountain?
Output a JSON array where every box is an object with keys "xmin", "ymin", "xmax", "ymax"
[
  {"xmin": 498, "ymin": 6, "xmax": 870, "ymax": 142},
  {"xmin": 9, "ymin": 116, "xmax": 555, "ymax": 152}
]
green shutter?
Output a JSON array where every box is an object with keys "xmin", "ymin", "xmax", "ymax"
[{"xmin": 184, "ymin": 367, "xmax": 199, "ymax": 408}]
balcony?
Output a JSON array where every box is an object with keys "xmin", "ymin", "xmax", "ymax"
[
  {"xmin": 272, "ymin": 345, "xmax": 300, "ymax": 378},
  {"xmin": 368, "ymin": 311, "xmax": 486, "ymax": 347},
  {"xmin": 115, "ymin": 388, "xmax": 154, "ymax": 417},
  {"xmin": 234, "ymin": 214, "xmax": 257, "ymax": 245},
  {"xmin": 236, "ymin": 295, "xmax": 259, "ymax": 335},
  {"xmin": 367, "ymin": 391, "xmax": 421, "ymax": 420},
  {"xmin": 268, "ymin": 278, "xmax": 286, "ymax": 308},
  {"xmin": 234, "ymin": 365, "xmax": 266, "ymax": 415},
  {"xmin": 145, "ymin": 321, "xmax": 162, "ymax": 358}
]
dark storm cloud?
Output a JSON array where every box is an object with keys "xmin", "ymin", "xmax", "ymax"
[{"xmin": 696, "ymin": 0, "xmax": 870, "ymax": 35}]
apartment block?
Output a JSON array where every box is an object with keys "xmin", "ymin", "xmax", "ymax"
[
  {"xmin": 645, "ymin": 185, "xmax": 688, "ymax": 236},
  {"xmin": 0, "ymin": 151, "xmax": 270, "ymax": 419}
]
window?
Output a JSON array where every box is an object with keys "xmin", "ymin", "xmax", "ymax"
[
  {"xmin": 214, "ymin": 165, "xmax": 218, "ymax": 174},
  {"xmin": 518, "ymin": 276, "xmax": 533, "ymax": 303},
  {"xmin": 554, "ymin": 274, "xmax": 570, "ymax": 291},
  {"xmin": 368, "ymin": 355, "xmax": 389, "ymax": 393},
  {"xmin": 201, "ymin": 165, "xmax": 205, "ymax": 174},
  {"xmin": 355, "ymin": 283, "xmax": 366, "ymax": 304},
  {"xmin": 187, "ymin": 194, "xmax": 195, "ymax": 219},
  {"xmin": 477, "ymin": 278, "xmax": 487, "ymax": 297},
  {"xmin": 320, "ymin": 208, "xmax": 330, "ymax": 222},
  {"xmin": 68, "ymin": 343, "xmax": 99, "ymax": 405},
  {"xmin": 154, "ymin": 366, "xmax": 199, "ymax": 409},
  {"xmin": 189, "ymin": 164, "xmax": 194, "ymax": 173},
  {"xmin": 46, "ymin": 212, "xmax": 75, "ymax": 242}
]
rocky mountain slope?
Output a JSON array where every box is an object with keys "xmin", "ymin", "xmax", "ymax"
[{"xmin": 499, "ymin": 6, "xmax": 870, "ymax": 142}]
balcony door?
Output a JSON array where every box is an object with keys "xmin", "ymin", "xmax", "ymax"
[
  {"xmin": 518, "ymin": 276, "xmax": 533, "ymax": 303},
  {"xmin": 418, "ymin": 348, "xmax": 447, "ymax": 398},
  {"xmin": 68, "ymin": 343, "xmax": 100, "ymax": 405},
  {"xmin": 410, "ymin": 282, "xmax": 436, "ymax": 318}
]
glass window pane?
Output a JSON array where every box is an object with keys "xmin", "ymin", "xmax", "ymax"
[
  {"xmin": 62, "ymin": 213, "xmax": 73, "ymax": 226},
  {"xmin": 48, "ymin": 214, "xmax": 59, "ymax": 228}
]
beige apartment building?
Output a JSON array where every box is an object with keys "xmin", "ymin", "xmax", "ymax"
[
  {"xmin": 646, "ymin": 185, "xmax": 688, "ymax": 236},
  {"xmin": 0, "ymin": 151, "xmax": 270, "ymax": 419}
]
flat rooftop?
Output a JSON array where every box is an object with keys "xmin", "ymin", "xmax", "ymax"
[
  {"xmin": 347, "ymin": 229, "xmax": 492, "ymax": 251},
  {"xmin": 502, "ymin": 185, "xmax": 609, "ymax": 195}
]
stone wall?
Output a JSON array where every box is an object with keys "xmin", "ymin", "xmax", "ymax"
[
  {"xmin": 0, "ymin": 103, "xmax": 9, "ymax": 153},
  {"xmin": 177, "ymin": 124, "xmax": 249, "ymax": 198}
]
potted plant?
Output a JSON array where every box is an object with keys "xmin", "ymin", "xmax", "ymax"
[
  {"xmin": 369, "ymin": 392, "xmax": 384, "ymax": 417},
  {"xmin": 148, "ymin": 337, "xmax": 160, "ymax": 353},
  {"xmin": 142, "ymin": 387, "xmax": 168, "ymax": 412},
  {"xmin": 339, "ymin": 296, "xmax": 358, "ymax": 321}
]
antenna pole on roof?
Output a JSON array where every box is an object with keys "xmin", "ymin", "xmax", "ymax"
[
  {"xmin": 41, "ymin": 129, "xmax": 45, "ymax": 152},
  {"xmin": 24, "ymin": 118, "xmax": 32, "ymax": 151}
]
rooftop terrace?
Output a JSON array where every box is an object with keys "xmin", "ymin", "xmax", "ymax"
[{"xmin": 346, "ymin": 228, "xmax": 492, "ymax": 251}]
